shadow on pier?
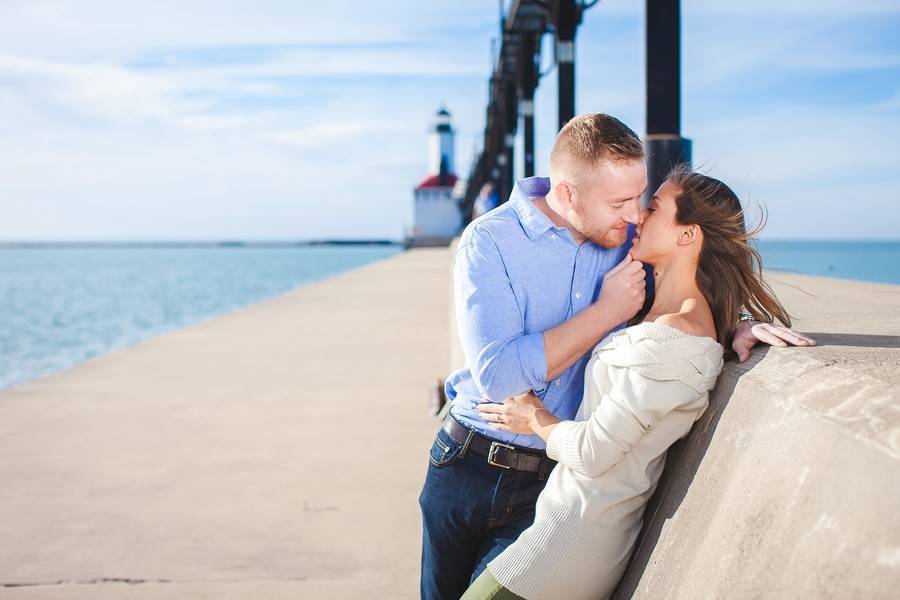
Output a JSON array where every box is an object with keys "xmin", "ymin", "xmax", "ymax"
[{"xmin": 802, "ymin": 332, "xmax": 900, "ymax": 349}]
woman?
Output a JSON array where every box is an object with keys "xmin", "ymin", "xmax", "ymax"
[{"xmin": 461, "ymin": 169, "xmax": 792, "ymax": 600}]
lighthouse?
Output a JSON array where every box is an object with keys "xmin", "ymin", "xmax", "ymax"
[
  {"xmin": 429, "ymin": 107, "xmax": 455, "ymax": 175},
  {"xmin": 406, "ymin": 107, "xmax": 463, "ymax": 248}
]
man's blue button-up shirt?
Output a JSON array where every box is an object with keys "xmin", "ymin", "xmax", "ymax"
[{"xmin": 446, "ymin": 176, "xmax": 636, "ymax": 449}]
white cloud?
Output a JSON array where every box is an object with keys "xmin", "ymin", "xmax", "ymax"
[
  {"xmin": 265, "ymin": 119, "xmax": 408, "ymax": 148},
  {"xmin": 0, "ymin": 1, "xmax": 897, "ymax": 241},
  {"xmin": 0, "ymin": 0, "xmax": 513, "ymax": 235},
  {"xmin": 0, "ymin": 1, "xmax": 494, "ymax": 61},
  {"xmin": 0, "ymin": 54, "xmax": 201, "ymax": 126}
]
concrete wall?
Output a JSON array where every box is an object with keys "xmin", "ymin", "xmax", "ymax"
[{"xmin": 448, "ymin": 268, "xmax": 900, "ymax": 598}]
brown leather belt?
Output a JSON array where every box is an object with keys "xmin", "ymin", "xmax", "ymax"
[{"xmin": 442, "ymin": 416, "xmax": 556, "ymax": 476}]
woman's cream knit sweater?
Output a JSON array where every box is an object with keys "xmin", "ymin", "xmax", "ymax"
[{"xmin": 488, "ymin": 321, "xmax": 724, "ymax": 600}]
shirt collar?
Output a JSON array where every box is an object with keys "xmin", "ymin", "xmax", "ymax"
[{"xmin": 510, "ymin": 177, "xmax": 557, "ymax": 242}]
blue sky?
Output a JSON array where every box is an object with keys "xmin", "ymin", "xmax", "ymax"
[{"xmin": 0, "ymin": 0, "xmax": 898, "ymax": 240}]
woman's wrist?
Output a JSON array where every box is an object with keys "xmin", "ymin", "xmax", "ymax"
[
  {"xmin": 527, "ymin": 406, "xmax": 542, "ymax": 431},
  {"xmin": 529, "ymin": 407, "xmax": 560, "ymax": 435}
]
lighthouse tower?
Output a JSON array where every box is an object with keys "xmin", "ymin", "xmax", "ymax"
[
  {"xmin": 406, "ymin": 107, "xmax": 463, "ymax": 248},
  {"xmin": 428, "ymin": 107, "xmax": 455, "ymax": 175}
]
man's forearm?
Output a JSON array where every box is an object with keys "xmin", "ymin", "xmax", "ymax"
[{"xmin": 543, "ymin": 302, "xmax": 621, "ymax": 381}]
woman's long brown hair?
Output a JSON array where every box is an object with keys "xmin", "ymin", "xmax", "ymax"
[{"xmin": 667, "ymin": 166, "xmax": 791, "ymax": 357}]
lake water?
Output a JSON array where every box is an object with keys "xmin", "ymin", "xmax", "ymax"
[
  {"xmin": 0, "ymin": 245, "xmax": 401, "ymax": 390},
  {"xmin": 0, "ymin": 240, "xmax": 896, "ymax": 390},
  {"xmin": 757, "ymin": 240, "xmax": 900, "ymax": 285}
]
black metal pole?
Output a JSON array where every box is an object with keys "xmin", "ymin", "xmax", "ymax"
[
  {"xmin": 503, "ymin": 78, "xmax": 518, "ymax": 197},
  {"xmin": 556, "ymin": 0, "xmax": 578, "ymax": 130},
  {"xmin": 520, "ymin": 34, "xmax": 537, "ymax": 177},
  {"xmin": 487, "ymin": 74, "xmax": 507, "ymax": 202},
  {"xmin": 645, "ymin": 0, "xmax": 691, "ymax": 203},
  {"xmin": 647, "ymin": 0, "xmax": 680, "ymax": 136},
  {"xmin": 523, "ymin": 105, "xmax": 535, "ymax": 177}
]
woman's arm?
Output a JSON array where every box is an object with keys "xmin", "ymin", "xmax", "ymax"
[
  {"xmin": 478, "ymin": 392, "xmax": 560, "ymax": 440},
  {"xmin": 732, "ymin": 320, "xmax": 816, "ymax": 362},
  {"xmin": 480, "ymin": 348, "xmax": 714, "ymax": 478},
  {"xmin": 478, "ymin": 386, "xmax": 653, "ymax": 478}
]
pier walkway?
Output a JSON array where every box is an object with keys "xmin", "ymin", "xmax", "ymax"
[
  {"xmin": 0, "ymin": 248, "xmax": 451, "ymax": 599},
  {"xmin": 2, "ymin": 246, "xmax": 898, "ymax": 599}
]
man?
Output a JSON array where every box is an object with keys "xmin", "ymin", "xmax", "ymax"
[{"xmin": 419, "ymin": 114, "xmax": 813, "ymax": 600}]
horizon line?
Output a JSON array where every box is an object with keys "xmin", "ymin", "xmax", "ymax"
[
  {"xmin": 0, "ymin": 239, "xmax": 404, "ymax": 247},
  {"xmin": 0, "ymin": 237, "xmax": 898, "ymax": 247}
]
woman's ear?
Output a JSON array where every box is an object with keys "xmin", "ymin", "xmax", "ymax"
[{"xmin": 677, "ymin": 224, "xmax": 702, "ymax": 246}]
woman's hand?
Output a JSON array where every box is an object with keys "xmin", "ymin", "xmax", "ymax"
[
  {"xmin": 732, "ymin": 321, "xmax": 816, "ymax": 362},
  {"xmin": 478, "ymin": 392, "xmax": 547, "ymax": 435}
]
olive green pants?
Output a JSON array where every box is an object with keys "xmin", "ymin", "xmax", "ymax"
[{"xmin": 460, "ymin": 569, "xmax": 526, "ymax": 600}]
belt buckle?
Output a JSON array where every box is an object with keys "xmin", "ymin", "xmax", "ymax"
[{"xmin": 487, "ymin": 441, "xmax": 515, "ymax": 469}]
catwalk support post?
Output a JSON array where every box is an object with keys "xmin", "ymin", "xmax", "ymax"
[
  {"xmin": 520, "ymin": 33, "xmax": 538, "ymax": 177},
  {"xmin": 556, "ymin": 0, "xmax": 578, "ymax": 131},
  {"xmin": 645, "ymin": 0, "xmax": 691, "ymax": 204}
]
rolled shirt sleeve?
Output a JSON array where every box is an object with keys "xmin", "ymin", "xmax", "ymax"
[{"xmin": 454, "ymin": 226, "xmax": 548, "ymax": 402}]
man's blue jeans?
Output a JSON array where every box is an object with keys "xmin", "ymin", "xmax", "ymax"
[{"xmin": 418, "ymin": 423, "xmax": 551, "ymax": 600}]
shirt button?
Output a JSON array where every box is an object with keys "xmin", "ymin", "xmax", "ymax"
[
  {"xmin": 554, "ymin": 379, "xmax": 561, "ymax": 386},
  {"xmin": 550, "ymin": 233, "xmax": 558, "ymax": 240},
  {"xmin": 574, "ymin": 291, "xmax": 583, "ymax": 300}
]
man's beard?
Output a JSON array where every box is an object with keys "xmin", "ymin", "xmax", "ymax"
[
  {"xmin": 572, "ymin": 209, "xmax": 629, "ymax": 249},
  {"xmin": 590, "ymin": 226, "xmax": 629, "ymax": 249}
]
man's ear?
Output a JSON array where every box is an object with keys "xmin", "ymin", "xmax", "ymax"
[
  {"xmin": 554, "ymin": 181, "xmax": 576, "ymax": 210},
  {"xmin": 677, "ymin": 224, "xmax": 702, "ymax": 246}
]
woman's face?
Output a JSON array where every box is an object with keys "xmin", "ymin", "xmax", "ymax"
[{"xmin": 630, "ymin": 180, "xmax": 683, "ymax": 264}]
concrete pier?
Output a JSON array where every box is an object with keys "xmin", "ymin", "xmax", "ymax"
[
  {"xmin": 0, "ymin": 248, "xmax": 451, "ymax": 598},
  {"xmin": 612, "ymin": 273, "xmax": 900, "ymax": 599},
  {"xmin": 2, "ymin": 246, "xmax": 899, "ymax": 598}
]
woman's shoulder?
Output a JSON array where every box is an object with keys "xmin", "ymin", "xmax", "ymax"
[
  {"xmin": 595, "ymin": 321, "xmax": 724, "ymax": 386},
  {"xmin": 600, "ymin": 319, "xmax": 719, "ymax": 351},
  {"xmin": 651, "ymin": 313, "xmax": 712, "ymax": 338}
]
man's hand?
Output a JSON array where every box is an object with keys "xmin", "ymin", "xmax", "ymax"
[
  {"xmin": 732, "ymin": 321, "xmax": 816, "ymax": 362},
  {"xmin": 541, "ymin": 253, "xmax": 645, "ymax": 382},
  {"xmin": 478, "ymin": 392, "xmax": 546, "ymax": 435},
  {"xmin": 596, "ymin": 253, "xmax": 646, "ymax": 325}
]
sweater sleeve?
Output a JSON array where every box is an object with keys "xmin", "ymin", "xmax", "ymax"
[{"xmin": 545, "ymin": 338, "xmax": 710, "ymax": 478}]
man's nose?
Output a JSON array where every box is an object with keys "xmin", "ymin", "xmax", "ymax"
[{"xmin": 623, "ymin": 199, "xmax": 642, "ymax": 224}]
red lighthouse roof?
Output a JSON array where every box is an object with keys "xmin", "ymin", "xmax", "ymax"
[{"xmin": 415, "ymin": 173, "xmax": 458, "ymax": 190}]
